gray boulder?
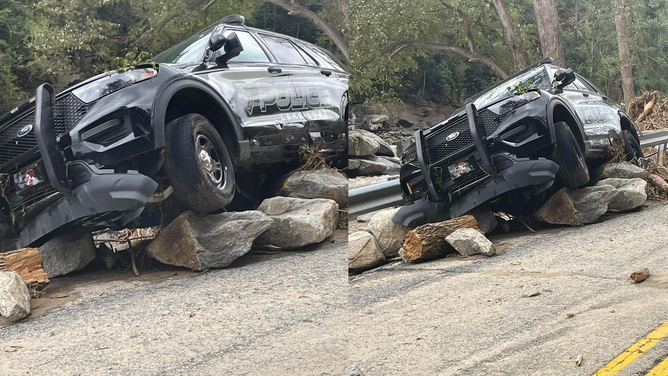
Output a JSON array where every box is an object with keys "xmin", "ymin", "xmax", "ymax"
[
  {"xmin": 147, "ymin": 211, "xmax": 272, "ymax": 270},
  {"xmin": 348, "ymin": 231, "xmax": 385, "ymax": 272},
  {"xmin": 446, "ymin": 228, "xmax": 496, "ymax": 256},
  {"xmin": 39, "ymin": 231, "xmax": 96, "ymax": 278},
  {"xmin": 279, "ymin": 168, "xmax": 348, "ymax": 207},
  {"xmin": 366, "ymin": 207, "xmax": 409, "ymax": 258},
  {"xmin": 355, "ymin": 129, "xmax": 394, "ymax": 157},
  {"xmin": 467, "ymin": 206, "xmax": 498, "ymax": 234},
  {"xmin": 0, "ymin": 271, "xmax": 30, "ymax": 322},
  {"xmin": 535, "ymin": 186, "xmax": 617, "ymax": 226},
  {"xmin": 596, "ymin": 178, "xmax": 647, "ymax": 211},
  {"xmin": 349, "ymin": 130, "xmax": 380, "ymax": 157},
  {"xmin": 597, "ymin": 162, "xmax": 649, "ymax": 181},
  {"xmin": 396, "ymin": 137, "xmax": 415, "ymax": 159},
  {"xmin": 256, "ymin": 197, "xmax": 339, "ymax": 250},
  {"xmin": 349, "ymin": 155, "xmax": 401, "ymax": 176}
]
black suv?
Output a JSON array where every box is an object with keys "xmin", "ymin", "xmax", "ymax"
[
  {"xmin": 0, "ymin": 15, "xmax": 348, "ymax": 250},
  {"xmin": 394, "ymin": 58, "xmax": 642, "ymax": 227}
]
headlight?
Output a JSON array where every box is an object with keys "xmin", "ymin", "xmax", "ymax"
[
  {"xmin": 73, "ymin": 68, "xmax": 157, "ymax": 103},
  {"xmin": 488, "ymin": 90, "xmax": 541, "ymax": 115}
]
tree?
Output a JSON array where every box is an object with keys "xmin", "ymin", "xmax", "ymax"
[
  {"xmin": 614, "ymin": 0, "xmax": 633, "ymax": 107},
  {"xmin": 532, "ymin": 0, "xmax": 565, "ymax": 66},
  {"xmin": 492, "ymin": 0, "xmax": 527, "ymax": 69}
]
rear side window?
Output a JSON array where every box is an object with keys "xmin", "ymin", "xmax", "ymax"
[
  {"xmin": 259, "ymin": 34, "xmax": 307, "ymax": 65},
  {"xmin": 298, "ymin": 43, "xmax": 347, "ymax": 72},
  {"xmin": 223, "ymin": 30, "xmax": 270, "ymax": 63}
]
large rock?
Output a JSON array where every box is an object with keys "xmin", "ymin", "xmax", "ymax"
[
  {"xmin": 147, "ymin": 211, "xmax": 272, "ymax": 270},
  {"xmin": 366, "ymin": 208, "xmax": 409, "ymax": 258},
  {"xmin": 396, "ymin": 137, "xmax": 415, "ymax": 159},
  {"xmin": 355, "ymin": 129, "xmax": 394, "ymax": 157},
  {"xmin": 467, "ymin": 206, "xmax": 498, "ymax": 234},
  {"xmin": 255, "ymin": 197, "xmax": 339, "ymax": 249},
  {"xmin": 348, "ymin": 231, "xmax": 385, "ymax": 272},
  {"xmin": 349, "ymin": 130, "xmax": 380, "ymax": 157},
  {"xmin": 0, "ymin": 271, "xmax": 30, "ymax": 322},
  {"xmin": 445, "ymin": 228, "xmax": 496, "ymax": 256},
  {"xmin": 348, "ymin": 155, "xmax": 401, "ymax": 176},
  {"xmin": 596, "ymin": 178, "xmax": 647, "ymax": 211},
  {"xmin": 597, "ymin": 162, "xmax": 649, "ymax": 181},
  {"xmin": 535, "ymin": 186, "xmax": 617, "ymax": 226},
  {"xmin": 39, "ymin": 231, "xmax": 96, "ymax": 278},
  {"xmin": 279, "ymin": 168, "xmax": 348, "ymax": 207}
]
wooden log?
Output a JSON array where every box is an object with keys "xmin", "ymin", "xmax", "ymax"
[
  {"xmin": 401, "ymin": 215, "xmax": 479, "ymax": 263},
  {"xmin": 635, "ymin": 97, "xmax": 656, "ymax": 124},
  {"xmin": 0, "ymin": 248, "xmax": 49, "ymax": 289}
]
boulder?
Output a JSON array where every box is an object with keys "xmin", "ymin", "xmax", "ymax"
[
  {"xmin": 348, "ymin": 231, "xmax": 385, "ymax": 272},
  {"xmin": 0, "ymin": 271, "xmax": 30, "ymax": 322},
  {"xmin": 356, "ymin": 130, "xmax": 395, "ymax": 157},
  {"xmin": 279, "ymin": 168, "xmax": 348, "ymax": 207},
  {"xmin": 396, "ymin": 137, "xmax": 415, "ymax": 159},
  {"xmin": 39, "ymin": 231, "xmax": 96, "ymax": 278},
  {"xmin": 655, "ymin": 166, "xmax": 668, "ymax": 181},
  {"xmin": 348, "ymin": 155, "xmax": 401, "ymax": 176},
  {"xmin": 597, "ymin": 162, "xmax": 649, "ymax": 181},
  {"xmin": 147, "ymin": 211, "xmax": 272, "ymax": 270},
  {"xmin": 349, "ymin": 130, "xmax": 380, "ymax": 157},
  {"xmin": 445, "ymin": 228, "xmax": 496, "ymax": 256},
  {"xmin": 596, "ymin": 178, "xmax": 647, "ymax": 211},
  {"xmin": 366, "ymin": 114, "xmax": 389, "ymax": 124},
  {"xmin": 467, "ymin": 206, "xmax": 498, "ymax": 234},
  {"xmin": 535, "ymin": 186, "xmax": 617, "ymax": 226},
  {"xmin": 255, "ymin": 197, "xmax": 339, "ymax": 250},
  {"xmin": 366, "ymin": 208, "xmax": 409, "ymax": 258}
]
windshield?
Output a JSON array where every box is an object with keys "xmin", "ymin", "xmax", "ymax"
[
  {"xmin": 153, "ymin": 26, "xmax": 214, "ymax": 64},
  {"xmin": 471, "ymin": 67, "xmax": 550, "ymax": 109}
]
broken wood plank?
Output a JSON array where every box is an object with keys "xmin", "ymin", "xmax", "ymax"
[
  {"xmin": 401, "ymin": 215, "xmax": 479, "ymax": 263},
  {"xmin": 0, "ymin": 248, "xmax": 49, "ymax": 288}
]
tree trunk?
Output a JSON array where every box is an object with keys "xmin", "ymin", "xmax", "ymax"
[
  {"xmin": 492, "ymin": 0, "xmax": 527, "ymax": 69},
  {"xmin": 615, "ymin": 0, "xmax": 634, "ymax": 107},
  {"xmin": 0, "ymin": 248, "xmax": 49, "ymax": 289},
  {"xmin": 532, "ymin": 0, "xmax": 566, "ymax": 67},
  {"xmin": 401, "ymin": 215, "xmax": 479, "ymax": 263}
]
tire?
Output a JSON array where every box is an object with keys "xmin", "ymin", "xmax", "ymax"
[
  {"xmin": 552, "ymin": 121, "xmax": 590, "ymax": 189},
  {"xmin": 622, "ymin": 129, "xmax": 643, "ymax": 161},
  {"xmin": 163, "ymin": 113, "xmax": 235, "ymax": 214}
]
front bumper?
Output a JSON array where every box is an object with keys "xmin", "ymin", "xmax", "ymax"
[{"xmin": 7, "ymin": 84, "xmax": 159, "ymax": 249}]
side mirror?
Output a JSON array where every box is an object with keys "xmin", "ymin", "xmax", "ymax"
[
  {"xmin": 215, "ymin": 32, "xmax": 244, "ymax": 65},
  {"xmin": 209, "ymin": 33, "xmax": 227, "ymax": 52},
  {"xmin": 554, "ymin": 68, "xmax": 576, "ymax": 89}
]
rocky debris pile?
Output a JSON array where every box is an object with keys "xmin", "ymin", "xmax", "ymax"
[
  {"xmin": 0, "ymin": 271, "xmax": 30, "ymax": 322},
  {"xmin": 628, "ymin": 91, "xmax": 668, "ymax": 131},
  {"xmin": 348, "ymin": 129, "xmax": 400, "ymax": 177}
]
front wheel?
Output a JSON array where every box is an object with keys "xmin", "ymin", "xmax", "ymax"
[
  {"xmin": 163, "ymin": 113, "xmax": 235, "ymax": 214},
  {"xmin": 622, "ymin": 129, "xmax": 643, "ymax": 162},
  {"xmin": 552, "ymin": 121, "xmax": 590, "ymax": 189}
]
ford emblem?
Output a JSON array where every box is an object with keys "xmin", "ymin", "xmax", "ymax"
[
  {"xmin": 445, "ymin": 131, "xmax": 460, "ymax": 142},
  {"xmin": 17, "ymin": 124, "xmax": 33, "ymax": 138}
]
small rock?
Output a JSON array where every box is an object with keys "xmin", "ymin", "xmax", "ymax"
[
  {"xmin": 445, "ymin": 228, "xmax": 496, "ymax": 256},
  {"xmin": 596, "ymin": 178, "xmax": 647, "ymax": 211},
  {"xmin": 349, "ymin": 365, "xmax": 366, "ymax": 376},
  {"xmin": 366, "ymin": 208, "xmax": 409, "ymax": 258},
  {"xmin": 278, "ymin": 168, "xmax": 348, "ymax": 207},
  {"xmin": 39, "ymin": 231, "xmax": 96, "ymax": 278},
  {"xmin": 147, "ymin": 211, "xmax": 272, "ymax": 270},
  {"xmin": 522, "ymin": 287, "xmax": 541, "ymax": 298},
  {"xmin": 655, "ymin": 166, "xmax": 668, "ymax": 180},
  {"xmin": 535, "ymin": 186, "xmax": 617, "ymax": 226},
  {"xmin": 348, "ymin": 231, "xmax": 385, "ymax": 272},
  {"xmin": 575, "ymin": 354, "xmax": 583, "ymax": 367},
  {"xmin": 630, "ymin": 268, "xmax": 650, "ymax": 283},
  {"xmin": 566, "ymin": 313, "xmax": 575, "ymax": 319},
  {"xmin": 597, "ymin": 162, "xmax": 649, "ymax": 180},
  {"xmin": 467, "ymin": 206, "xmax": 498, "ymax": 234},
  {"xmin": 255, "ymin": 197, "xmax": 339, "ymax": 250},
  {"xmin": 0, "ymin": 271, "xmax": 30, "ymax": 322},
  {"xmin": 348, "ymin": 130, "xmax": 380, "ymax": 157}
]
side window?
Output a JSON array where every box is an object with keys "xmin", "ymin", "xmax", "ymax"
[
  {"xmin": 296, "ymin": 45, "xmax": 319, "ymax": 66},
  {"xmin": 222, "ymin": 30, "xmax": 270, "ymax": 63},
  {"xmin": 258, "ymin": 34, "xmax": 307, "ymax": 65},
  {"xmin": 298, "ymin": 43, "xmax": 348, "ymax": 72},
  {"xmin": 564, "ymin": 79, "xmax": 585, "ymax": 91}
]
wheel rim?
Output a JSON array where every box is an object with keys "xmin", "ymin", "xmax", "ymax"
[{"xmin": 195, "ymin": 133, "xmax": 227, "ymax": 190}]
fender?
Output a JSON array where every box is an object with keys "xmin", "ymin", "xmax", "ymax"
[
  {"xmin": 546, "ymin": 96, "xmax": 587, "ymax": 153},
  {"xmin": 618, "ymin": 110, "xmax": 642, "ymax": 141},
  {"xmin": 152, "ymin": 75, "xmax": 246, "ymax": 150}
]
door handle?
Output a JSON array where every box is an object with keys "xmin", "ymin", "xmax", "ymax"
[
  {"xmin": 320, "ymin": 69, "xmax": 332, "ymax": 77},
  {"xmin": 582, "ymin": 93, "xmax": 589, "ymax": 98},
  {"xmin": 268, "ymin": 66, "xmax": 282, "ymax": 74}
]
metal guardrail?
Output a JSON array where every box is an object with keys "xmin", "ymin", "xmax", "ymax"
[{"xmin": 348, "ymin": 130, "xmax": 668, "ymax": 219}]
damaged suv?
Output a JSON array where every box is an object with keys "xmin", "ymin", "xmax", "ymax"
[
  {"xmin": 395, "ymin": 58, "xmax": 642, "ymax": 227},
  {"xmin": 0, "ymin": 15, "xmax": 348, "ymax": 250}
]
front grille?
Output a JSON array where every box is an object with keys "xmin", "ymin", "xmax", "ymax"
[
  {"xmin": 0, "ymin": 93, "xmax": 92, "ymax": 172},
  {"xmin": 425, "ymin": 115, "xmax": 475, "ymax": 165}
]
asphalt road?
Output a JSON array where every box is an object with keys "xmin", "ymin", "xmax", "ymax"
[
  {"xmin": 349, "ymin": 203, "xmax": 668, "ymax": 376},
  {"xmin": 0, "ymin": 231, "xmax": 347, "ymax": 376}
]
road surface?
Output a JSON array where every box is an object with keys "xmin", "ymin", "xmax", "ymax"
[
  {"xmin": 349, "ymin": 203, "xmax": 668, "ymax": 376},
  {"xmin": 0, "ymin": 231, "xmax": 347, "ymax": 376}
]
